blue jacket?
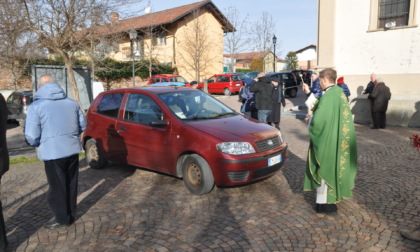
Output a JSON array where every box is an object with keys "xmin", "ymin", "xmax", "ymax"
[
  {"xmin": 310, "ymin": 78, "xmax": 323, "ymax": 98},
  {"xmin": 337, "ymin": 83, "xmax": 351, "ymax": 98},
  {"xmin": 25, "ymin": 83, "xmax": 86, "ymax": 161}
]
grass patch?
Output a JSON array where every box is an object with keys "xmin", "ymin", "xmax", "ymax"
[
  {"xmin": 10, "ymin": 156, "xmax": 39, "ymax": 164},
  {"xmin": 10, "ymin": 152, "xmax": 86, "ymax": 165}
]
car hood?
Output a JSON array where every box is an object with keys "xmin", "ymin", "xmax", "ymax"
[{"xmin": 186, "ymin": 115, "xmax": 278, "ymax": 143}]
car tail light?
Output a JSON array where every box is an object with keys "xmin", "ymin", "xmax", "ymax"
[{"xmin": 22, "ymin": 96, "xmax": 27, "ymax": 105}]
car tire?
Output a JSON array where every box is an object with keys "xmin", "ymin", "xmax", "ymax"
[
  {"xmin": 289, "ymin": 88, "xmax": 298, "ymax": 98},
  {"xmin": 85, "ymin": 138, "xmax": 107, "ymax": 169},
  {"xmin": 182, "ymin": 154, "xmax": 215, "ymax": 195},
  {"xmin": 223, "ymin": 88, "xmax": 231, "ymax": 96}
]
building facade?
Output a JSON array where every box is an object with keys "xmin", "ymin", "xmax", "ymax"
[{"xmin": 317, "ymin": 0, "xmax": 420, "ymax": 127}]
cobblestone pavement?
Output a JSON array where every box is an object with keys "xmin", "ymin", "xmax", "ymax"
[{"xmin": 3, "ymin": 90, "xmax": 419, "ymax": 251}]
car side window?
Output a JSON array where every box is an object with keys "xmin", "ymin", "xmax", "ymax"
[
  {"xmin": 124, "ymin": 94, "xmax": 163, "ymax": 125},
  {"xmin": 97, "ymin": 93, "xmax": 124, "ymax": 118},
  {"xmin": 281, "ymin": 74, "xmax": 289, "ymax": 80},
  {"xmin": 208, "ymin": 77, "xmax": 216, "ymax": 83},
  {"xmin": 218, "ymin": 76, "xmax": 229, "ymax": 82},
  {"xmin": 6, "ymin": 95, "xmax": 13, "ymax": 105}
]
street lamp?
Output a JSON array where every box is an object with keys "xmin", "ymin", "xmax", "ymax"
[
  {"xmin": 272, "ymin": 34, "xmax": 277, "ymax": 72},
  {"xmin": 129, "ymin": 29, "xmax": 138, "ymax": 87}
]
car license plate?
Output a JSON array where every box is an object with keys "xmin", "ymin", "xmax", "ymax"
[{"xmin": 268, "ymin": 154, "xmax": 281, "ymax": 166}]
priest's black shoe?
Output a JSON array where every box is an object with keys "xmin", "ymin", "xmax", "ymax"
[
  {"xmin": 316, "ymin": 204, "xmax": 337, "ymax": 213},
  {"xmin": 43, "ymin": 220, "xmax": 70, "ymax": 229}
]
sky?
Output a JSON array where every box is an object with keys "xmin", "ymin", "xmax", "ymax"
[{"xmin": 122, "ymin": 0, "xmax": 318, "ymax": 58}]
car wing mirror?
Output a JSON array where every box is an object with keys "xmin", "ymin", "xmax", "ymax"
[{"xmin": 149, "ymin": 120, "xmax": 168, "ymax": 128}]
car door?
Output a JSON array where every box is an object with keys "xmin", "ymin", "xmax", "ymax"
[
  {"xmin": 6, "ymin": 93, "xmax": 20, "ymax": 120},
  {"xmin": 93, "ymin": 92, "xmax": 126, "ymax": 162},
  {"xmin": 116, "ymin": 92, "xmax": 172, "ymax": 173},
  {"xmin": 206, "ymin": 76, "xmax": 217, "ymax": 93},
  {"xmin": 216, "ymin": 75, "xmax": 229, "ymax": 93}
]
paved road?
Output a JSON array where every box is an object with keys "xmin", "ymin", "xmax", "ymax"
[{"xmin": 3, "ymin": 89, "xmax": 419, "ymax": 251}]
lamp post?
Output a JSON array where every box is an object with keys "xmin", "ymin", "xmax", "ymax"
[
  {"xmin": 272, "ymin": 34, "xmax": 277, "ymax": 72},
  {"xmin": 129, "ymin": 29, "xmax": 138, "ymax": 87}
]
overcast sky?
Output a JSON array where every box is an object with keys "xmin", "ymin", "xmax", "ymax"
[{"xmin": 122, "ymin": 0, "xmax": 318, "ymax": 58}]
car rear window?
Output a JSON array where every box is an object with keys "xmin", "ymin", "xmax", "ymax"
[
  {"xmin": 97, "ymin": 93, "xmax": 124, "ymax": 118},
  {"xmin": 231, "ymin": 75, "xmax": 241, "ymax": 81}
]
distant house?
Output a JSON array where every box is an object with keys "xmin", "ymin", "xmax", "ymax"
[
  {"xmin": 224, "ymin": 51, "xmax": 284, "ymax": 72},
  {"xmin": 90, "ymin": 0, "xmax": 234, "ymax": 83},
  {"xmin": 317, "ymin": 0, "xmax": 419, "ymax": 127},
  {"xmin": 294, "ymin": 44, "xmax": 317, "ymax": 70}
]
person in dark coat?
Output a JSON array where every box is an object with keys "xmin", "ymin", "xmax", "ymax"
[
  {"xmin": 368, "ymin": 78, "xmax": 391, "ymax": 129},
  {"xmin": 362, "ymin": 73, "xmax": 377, "ymax": 125},
  {"xmin": 267, "ymin": 76, "xmax": 286, "ymax": 129},
  {"xmin": 249, "ymin": 72, "xmax": 278, "ymax": 123},
  {"xmin": 0, "ymin": 94, "xmax": 9, "ymax": 249},
  {"xmin": 336, "ymin": 76, "xmax": 351, "ymax": 99}
]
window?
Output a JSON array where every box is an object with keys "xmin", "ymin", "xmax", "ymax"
[
  {"xmin": 369, "ymin": 0, "xmax": 417, "ymax": 30},
  {"xmin": 124, "ymin": 94, "xmax": 162, "ymax": 124},
  {"xmin": 97, "ymin": 93, "xmax": 124, "ymax": 118},
  {"xmin": 378, "ymin": 0, "xmax": 410, "ymax": 28},
  {"xmin": 158, "ymin": 31, "xmax": 166, "ymax": 45}
]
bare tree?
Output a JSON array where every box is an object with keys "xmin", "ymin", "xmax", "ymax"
[
  {"xmin": 223, "ymin": 6, "xmax": 248, "ymax": 72},
  {"xmin": 19, "ymin": 0, "xmax": 142, "ymax": 107},
  {"xmin": 177, "ymin": 9, "xmax": 219, "ymax": 82},
  {"xmin": 251, "ymin": 12, "xmax": 279, "ymax": 54},
  {"xmin": 0, "ymin": 1, "xmax": 41, "ymax": 90}
]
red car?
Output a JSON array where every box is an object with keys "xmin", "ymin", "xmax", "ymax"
[
  {"xmin": 83, "ymin": 87, "xmax": 288, "ymax": 195},
  {"xmin": 147, "ymin": 74, "xmax": 188, "ymax": 85},
  {"xmin": 197, "ymin": 74, "xmax": 243, "ymax": 96}
]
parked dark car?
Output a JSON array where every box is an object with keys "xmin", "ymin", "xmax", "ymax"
[
  {"xmin": 292, "ymin": 70, "xmax": 313, "ymax": 86},
  {"xmin": 197, "ymin": 73, "xmax": 243, "ymax": 96},
  {"xmin": 246, "ymin": 71, "xmax": 261, "ymax": 79},
  {"xmin": 6, "ymin": 90, "xmax": 33, "ymax": 127},
  {"xmin": 266, "ymin": 71, "xmax": 300, "ymax": 98},
  {"xmin": 83, "ymin": 86, "xmax": 288, "ymax": 195}
]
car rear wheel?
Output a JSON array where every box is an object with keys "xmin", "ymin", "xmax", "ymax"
[
  {"xmin": 182, "ymin": 154, "xmax": 215, "ymax": 195},
  {"xmin": 85, "ymin": 139, "xmax": 107, "ymax": 169},
  {"xmin": 223, "ymin": 88, "xmax": 231, "ymax": 96},
  {"xmin": 288, "ymin": 88, "xmax": 298, "ymax": 98}
]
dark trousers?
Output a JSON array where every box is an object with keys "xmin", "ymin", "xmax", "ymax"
[
  {"xmin": 44, "ymin": 154, "xmax": 79, "ymax": 225},
  {"xmin": 0, "ymin": 199, "xmax": 7, "ymax": 250},
  {"xmin": 373, "ymin": 112, "xmax": 386, "ymax": 129}
]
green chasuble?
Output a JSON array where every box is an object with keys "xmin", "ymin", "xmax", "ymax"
[{"xmin": 304, "ymin": 85, "xmax": 357, "ymax": 203}]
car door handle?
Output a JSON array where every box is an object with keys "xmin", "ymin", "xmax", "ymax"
[{"xmin": 119, "ymin": 126, "xmax": 126, "ymax": 131}]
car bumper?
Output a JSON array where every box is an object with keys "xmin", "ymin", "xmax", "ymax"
[{"xmin": 212, "ymin": 143, "xmax": 288, "ymax": 186}]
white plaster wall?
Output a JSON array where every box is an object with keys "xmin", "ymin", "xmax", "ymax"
[
  {"xmin": 297, "ymin": 48, "xmax": 317, "ymax": 61},
  {"xmin": 334, "ymin": 0, "xmax": 420, "ymax": 75}
]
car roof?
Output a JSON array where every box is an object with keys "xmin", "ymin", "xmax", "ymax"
[
  {"xmin": 152, "ymin": 74, "xmax": 181, "ymax": 77},
  {"xmin": 148, "ymin": 82, "xmax": 186, "ymax": 87},
  {"xmin": 11, "ymin": 90, "xmax": 33, "ymax": 95},
  {"xmin": 100, "ymin": 86, "xmax": 197, "ymax": 95},
  {"xmin": 266, "ymin": 71, "xmax": 294, "ymax": 76}
]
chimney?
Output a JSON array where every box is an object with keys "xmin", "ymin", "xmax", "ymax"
[{"xmin": 110, "ymin": 12, "xmax": 120, "ymax": 24}]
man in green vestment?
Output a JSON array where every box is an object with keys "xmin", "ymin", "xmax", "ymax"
[{"xmin": 302, "ymin": 68, "xmax": 357, "ymax": 213}]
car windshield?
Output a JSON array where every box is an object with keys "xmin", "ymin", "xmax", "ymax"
[
  {"xmin": 231, "ymin": 75, "xmax": 241, "ymax": 81},
  {"xmin": 159, "ymin": 90, "xmax": 235, "ymax": 120},
  {"xmin": 169, "ymin": 76, "xmax": 187, "ymax": 83}
]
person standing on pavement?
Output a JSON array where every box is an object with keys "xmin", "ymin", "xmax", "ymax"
[
  {"xmin": 362, "ymin": 73, "xmax": 377, "ymax": 125},
  {"xmin": 336, "ymin": 76, "xmax": 351, "ymax": 99},
  {"xmin": 0, "ymin": 93, "xmax": 10, "ymax": 249},
  {"xmin": 368, "ymin": 78, "xmax": 391, "ymax": 129},
  {"xmin": 302, "ymin": 68, "xmax": 358, "ymax": 213},
  {"xmin": 308, "ymin": 72, "xmax": 323, "ymax": 98},
  {"xmin": 239, "ymin": 77, "xmax": 257, "ymax": 119},
  {"xmin": 250, "ymin": 72, "xmax": 278, "ymax": 123},
  {"xmin": 25, "ymin": 74, "xmax": 86, "ymax": 229},
  {"xmin": 267, "ymin": 76, "xmax": 286, "ymax": 129}
]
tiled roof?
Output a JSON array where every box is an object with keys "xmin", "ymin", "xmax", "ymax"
[
  {"xmin": 224, "ymin": 51, "xmax": 284, "ymax": 61},
  {"xmin": 95, "ymin": 0, "xmax": 234, "ymax": 36},
  {"xmin": 294, "ymin": 44, "xmax": 316, "ymax": 54}
]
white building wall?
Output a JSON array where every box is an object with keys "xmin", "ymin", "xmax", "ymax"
[
  {"xmin": 297, "ymin": 48, "xmax": 317, "ymax": 61},
  {"xmin": 335, "ymin": 1, "xmax": 420, "ymax": 75}
]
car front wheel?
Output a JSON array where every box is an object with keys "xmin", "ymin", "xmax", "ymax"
[
  {"xmin": 85, "ymin": 139, "xmax": 107, "ymax": 169},
  {"xmin": 182, "ymin": 154, "xmax": 215, "ymax": 195},
  {"xmin": 288, "ymin": 88, "xmax": 298, "ymax": 98},
  {"xmin": 223, "ymin": 88, "xmax": 231, "ymax": 96}
]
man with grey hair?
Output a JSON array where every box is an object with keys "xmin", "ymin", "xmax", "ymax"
[{"xmin": 25, "ymin": 74, "xmax": 86, "ymax": 229}]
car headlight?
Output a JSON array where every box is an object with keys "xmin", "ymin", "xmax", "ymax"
[
  {"xmin": 277, "ymin": 130, "xmax": 284, "ymax": 144},
  {"xmin": 217, "ymin": 142, "xmax": 256, "ymax": 155}
]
